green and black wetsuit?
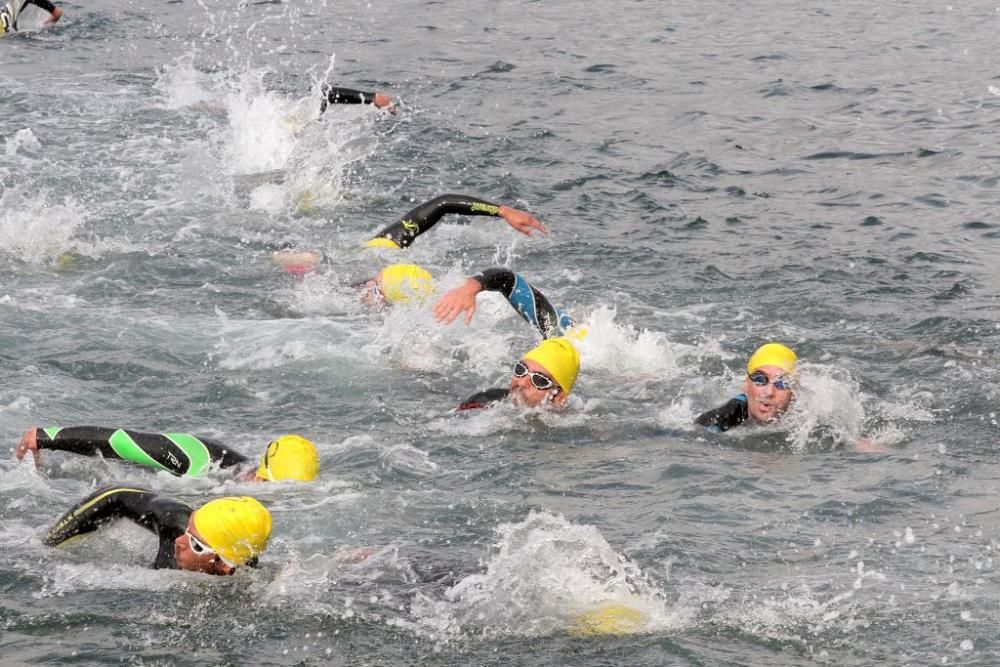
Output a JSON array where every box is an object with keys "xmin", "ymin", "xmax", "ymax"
[
  {"xmin": 43, "ymin": 485, "xmax": 191, "ymax": 569},
  {"xmin": 34, "ymin": 426, "xmax": 248, "ymax": 477},
  {"xmin": 457, "ymin": 268, "xmax": 574, "ymax": 411},
  {"xmin": 319, "ymin": 85, "xmax": 381, "ymax": 114},
  {"xmin": 366, "ymin": 194, "xmax": 505, "ymax": 250}
]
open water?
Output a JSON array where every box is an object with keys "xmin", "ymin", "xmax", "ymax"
[{"xmin": 3, "ymin": 0, "xmax": 1000, "ymax": 665}]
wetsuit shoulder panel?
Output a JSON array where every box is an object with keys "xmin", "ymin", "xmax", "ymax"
[
  {"xmin": 365, "ymin": 194, "xmax": 503, "ymax": 250},
  {"xmin": 694, "ymin": 394, "xmax": 749, "ymax": 432}
]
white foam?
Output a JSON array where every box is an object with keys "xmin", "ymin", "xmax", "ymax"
[{"xmin": 411, "ymin": 511, "xmax": 683, "ymax": 640}]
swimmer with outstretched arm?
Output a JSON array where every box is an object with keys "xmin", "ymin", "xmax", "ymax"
[
  {"xmin": 432, "ymin": 267, "xmax": 581, "ymax": 410},
  {"xmin": 43, "ymin": 485, "xmax": 271, "ymax": 575},
  {"xmin": 272, "ymin": 194, "xmax": 547, "ymax": 305},
  {"xmin": 1, "ymin": 0, "xmax": 62, "ymax": 33},
  {"xmin": 16, "ymin": 427, "xmax": 319, "ymax": 481}
]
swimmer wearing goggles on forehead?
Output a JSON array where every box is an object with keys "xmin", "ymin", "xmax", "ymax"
[
  {"xmin": 17, "ymin": 427, "xmax": 319, "ymax": 483},
  {"xmin": 43, "ymin": 486, "xmax": 272, "ymax": 576},
  {"xmin": 695, "ymin": 342, "xmax": 798, "ymax": 432}
]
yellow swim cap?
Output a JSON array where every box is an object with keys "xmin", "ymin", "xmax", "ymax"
[
  {"xmin": 522, "ymin": 337, "xmax": 580, "ymax": 394},
  {"xmin": 256, "ymin": 434, "xmax": 320, "ymax": 482},
  {"xmin": 746, "ymin": 342, "xmax": 797, "ymax": 374},
  {"xmin": 192, "ymin": 497, "xmax": 272, "ymax": 567},
  {"xmin": 568, "ymin": 603, "xmax": 646, "ymax": 637},
  {"xmin": 363, "ymin": 237, "xmax": 403, "ymax": 250},
  {"xmin": 379, "ymin": 263, "xmax": 435, "ymax": 304}
]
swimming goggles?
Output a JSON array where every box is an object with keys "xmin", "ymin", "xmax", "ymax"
[
  {"xmin": 186, "ymin": 530, "xmax": 216, "ymax": 557},
  {"xmin": 748, "ymin": 371, "xmax": 793, "ymax": 391},
  {"xmin": 513, "ymin": 361, "xmax": 556, "ymax": 391}
]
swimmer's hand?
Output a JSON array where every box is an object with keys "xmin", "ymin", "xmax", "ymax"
[
  {"xmin": 498, "ymin": 205, "xmax": 548, "ymax": 237},
  {"xmin": 43, "ymin": 6, "xmax": 62, "ymax": 26},
  {"xmin": 373, "ymin": 93, "xmax": 395, "ymax": 114},
  {"xmin": 433, "ymin": 278, "xmax": 483, "ymax": 325},
  {"xmin": 15, "ymin": 428, "xmax": 41, "ymax": 468},
  {"xmin": 853, "ymin": 437, "xmax": 889, "ymax": 454}
]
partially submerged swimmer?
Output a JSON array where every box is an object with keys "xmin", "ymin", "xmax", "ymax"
[
  {"xmin": 43, "ymin": 485, "xmax": 271, "ymax": 575},
  {"xmin": 695, "ymin": 342, "xmax": 797, "ymax": 431},
  {"xmin": 271, "ymin": 193, "xmax": 548, "ymax": 307},
  {"xmin": 16, "ymin": 427, "xmax": 319, "ymax": 482},
  {"xmin": 458, "ymin": 337, "xmax": 581, "ymax": 411},
  {"xmin": 431, "ymin": 267, "xmax": 582, "ymax": 411}
]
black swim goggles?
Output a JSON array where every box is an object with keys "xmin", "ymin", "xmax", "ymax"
[
  {"xmin": 513, "ymin": 361, "xmax": 556, "ymax": 391},
  {"xmin": 747, "ymin": 371, "xmax": 793, "ymax": 391}
]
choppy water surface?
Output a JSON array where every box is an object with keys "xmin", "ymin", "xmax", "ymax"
[{"xmin": 3, "ymin": 0, "xmax": 1000, "ymax": 664}]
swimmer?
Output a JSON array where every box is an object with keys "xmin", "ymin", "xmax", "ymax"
[
  {"xmin": 16, "ymin": 426, "xmax": 319, "ymax": 482},
  {"xmin": 695, "ymin": 342, "xmax": 797, "ymax": 431},
  {"xmin": 1, "ymin": 0, "xmax": 61, "ymax": 34},
  {"xmin": 458, "ymin": 337, "xmax": 580, "ymax": 411},
  {"xmin": 319, "ymin": 84, "xmax": 393, "ymax": 114},
  {"xmin": 42, "ymin": 485, "xmax": 271, "ymax": 575},
  {"xmin": 271, "ymin": 193, "xmax": 548, "ymax": 305}
]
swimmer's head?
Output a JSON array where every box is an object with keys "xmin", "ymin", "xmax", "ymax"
[
  {"xmin": 255, "ymin": 434, "xmax": 320, "ymax": 482},
  {"xmin": 187, "ymin": 496, "xmax": 272, "ymax": 570},
  {"xmin": 363, "ymin": 237, "xmax": 403, "ymax": 250},
  {"xmin": 744, "ymin": 342, "xmax": 797, "ymax": 423},
  {"xmin": 746, "ymin": 342, "xmax": 797, "ymax": 375},
  {"xmin": 362, "ymin": 263, "xmax": 435, "ymax": 306},
  {"xmin": 272, "ymin": 248, "xmax": 321, "ymax": 276},
  {"xmin": 510, "ymin": 337, "xmax": 580, "ymax": 408}
]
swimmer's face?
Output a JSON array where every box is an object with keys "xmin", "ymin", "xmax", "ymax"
[
  {"xmin": 360, "ymin": 272, "xmax": 386, "ymax": 308},
  {"xmin": 174, "ymin": 516, "xmax": 235, "ymax": 576},
  {"xmin": 508, "ymin": 358, "xmax": 567, "ymax": 408},
  {"xmin": 743, "ymin": 364, "xmax": 794, "ymax": 423}
]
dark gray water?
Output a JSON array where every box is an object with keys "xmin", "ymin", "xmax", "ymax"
[{"xmin": 3, "ymin": 0, "xmax": 1000, "ymax": 664}]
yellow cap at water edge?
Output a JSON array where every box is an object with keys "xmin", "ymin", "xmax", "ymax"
[
  {"xmin": 568, "ymin": 603, "xmax": 646, "ymax": 637},
  {"xmin": 522, "ymin": 337, "xmax": 580, "ymax": 394},
  {"xmin": 746, "ymin": 342, "xmax": 797, "ymax": 374},
  {"xmin": 192, "ymin": 497, "xmax": 272, "ymax": 567},
  {"xmin": 379, "ymin": 263, "xmax": 435, "ymax": 304},
  {"xmin": 363, "ymin": 237, "xmax": 403, "ymax": 250},
  {"xmin": 256, "ymin": 434, "xmax": 320, "ymax": 482}
]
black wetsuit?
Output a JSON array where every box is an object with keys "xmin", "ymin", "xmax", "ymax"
[
  {"xmin": 34, "ymin": 426, "xmax": 248, "ymax": 477},
  {"xmin": 473, "ymin": 267, "xmax": 574, "ymax": 340},
  {"xmin": 1, "ymin": 0, "xmax": 56, "ymax": 32},
  {"xmin": 43, "ymin": 485, "xmax": 191, "ymax": 569},
  {"xmin": 366, "ymin": 194, "xmax": 505, "ymax": 249},
  {"xmin": 694, "ymin": 394, "xmax": 749, "ymax": 432},
  {"xmin": 320, "ymin": 85, "xmax": 381, "ymax": 114},
  {"xmin": 456, "ymin": 268, "xmax": 574, "ymax": 411}
]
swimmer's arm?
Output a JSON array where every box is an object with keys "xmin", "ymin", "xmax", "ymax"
[
  {"xmin": 25, "ymin": 426, "xmax": 247, "ymax": 477},
  {"xmin": 434, "ymin": 267, "xmax": 572, "ymax": 338},
  {"xmin": 320, "ymin": 85, "xmax": 392, "ymax": 113},
  {"xmin": 26, "ymin": 0, "xmax": 61, "ymax": 23},
  {"xmin": 694, "ymin": 396, "xmax": 748, "ymax": 432},
  {"xmin": 365, "ymin": 194, "xmax": 547, "ymax": 250},
  {"xmin": 43, "ymin": 485, "xmax": 189, "ymax": 547}
]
